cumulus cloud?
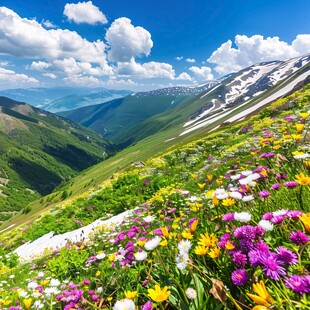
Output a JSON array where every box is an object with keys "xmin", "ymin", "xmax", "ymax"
[
  {"xmin": 106, "ymin": 77, "xmax": 136, "ymax": 87},
  {"xmin": 208, "ymin": 34, "xmax": 310, "ymax": 75},
  {"xmin": 106, "ymin": 18, "xmax": 153, "ymax": 62},
  {"xmin": 63, "ymin": 74, "xmax": 101, "ymax": 86},
  {"xmin": 177, "ymin": 72, "xmax": 192, "ymax": 81},
  {"xmin": 115, "ymin": 58, "xmax": 175, "ymax": 79},
  {"xmin": 64, "ymin": 1, "xmax": 107, "ymax": 25},
  {"xmin": 186, "ymin": 58, "xmax": 196, "ymax": 63},
  {"xmin": 189, "ymin": 66, "xmax": 214, "ymax": 81},
  {"xmin": 175, "ymin": 56, "xmax": 183, "ymax": 61},
  {"xmin": 29, "ymin": 61, "xmax": 51, "ymax": 71},
  {"xmin": 0, "ymin": 67, "xmax": 39, "ymax": 87},
  {"xmin": 43, "ymin": 73, "xmax": 57, "ymax": 79},
  {"xmin": 0, "ymin": 7, "xmax": 106, "ymax": 63},
  {"xmin": 42, "ymin": 20, "xmax": 57, "ymax": 29}
]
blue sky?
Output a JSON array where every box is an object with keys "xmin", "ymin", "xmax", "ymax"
[{"xmin": 0, "ymin": 0, "xmax": 309, "ymax": 90}]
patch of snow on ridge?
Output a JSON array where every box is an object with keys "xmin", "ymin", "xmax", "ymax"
[
  {"xmin": 14, "ymin": 210, "xmax": 133, "ymax": 262},
  {"xmin": 200, "ymin": 84, "xmax": 221, "ymax": 99},
  {"xmin": 184, "ymin": 102, "xmax": 215, "ymax": 127}
]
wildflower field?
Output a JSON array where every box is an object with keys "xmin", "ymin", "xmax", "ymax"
[{"xmin": 0, "ymin": 84, "xmax": 310, "ymax": 309}]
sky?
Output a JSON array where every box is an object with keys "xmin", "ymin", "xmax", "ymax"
[{"xmin": 0, "ymin": 0, "xmax": 309, "ymax": 91}]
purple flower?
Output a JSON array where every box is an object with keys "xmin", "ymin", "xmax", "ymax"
[
  {"xmin": 259, "ymin": 190, "xmax": 270, "ymax": 198},
  {"xmin": 262, "ymin": 212, "xmax": 273, "ymax": 220},
  {"xmin": 290, "ymin": 231, "xmax": 310, "ymax": 245},
  {"xmin": 231, "ymin": 269, "xmax": 248, "ymax": 286},
  {"xmin": 83, "ymin": 279, "xmax": 90, "ymax": 285},
  {"xmin": 248, "ymin": 249, "xmax": 261, "ymax": 267},
  {"xmin": 222, "ymin": 213, "xmax": 235, "ymax": 222},
  {"xmin": 276, "ymin": 247, "xmax": 298, "ymax": 265},
  {"xmin": 91, "ymin": 294, "xmax": 99, "ymax": 301},
  {"xmin": 285, "ymin": 275, "xmax": 310, "ymax": 295},
  {"xmin": 260, "ymin": 152, "xmax": 275, "ymax": 158},
  {"xmin": 254, "ymin": 240, "xmax": 270, "ymax": 253},
  {"xmin": 271, "ymin": 183, "xmax": 282, "ymax": 190},
  {"xmin": 276, "ymin": 173, "xmax": 287, "ymax": 179},
  {"xmin": 232, "ymin": 251, "xmax": 247, "ymax": 268},
  {"xmin": 218, "ymin": 233, "xmax": 231, "ymax": 249},
  {"xmin": 142, "ymin": 301, "xmax": 153, "ymax": 310},
  {"xmin": 259, "ymin": 252, "xmax": 286, "ymax": 280},
  {"xmin": 286, "ymin": 210, "xmax": 303, "ymax": 219},
  {"xmin": 284, "ymin": 181, "xmax": 298, "ymax": 188}
]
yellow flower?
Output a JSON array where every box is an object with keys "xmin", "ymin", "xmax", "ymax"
[
  {"xmin": 23, "ymin": 298, "xmax": 33, "ymax": 310},
  {"xmin": 198, "ymin": 183, "xmax": 206, "ymax": 190},
  {"xmin": 260, "ymin": 169, "xmax": 268, "ymax": 178},
  {"xmin": 0, "ymin": 299, "xmax": 12, "ymax": 306},
  {"xmin": 160, "ymin": 239, "xmax": 168, "ymax": 246},
  {"xmin": 247, "ymin": 280, "xmax": 274, "ymax": 308},
  {"xmin": 191, "ymin": 173, "xmax": 198, "ymax": 179},
  {"xmin": 212, "ymin": 195, "xmax": 219, "ymax": 207},
  {"xmin": 108, "ymin": 253, "xmax": 116, "ymax": 261},
  {"xmin": 216, "ymin": 179, "xmax": 222, "ymax": 186},
  {"xmin": 304, "ymin": 160, "xmax": 310, "ymax": 170},
  {"xmin": 182, "ymin": 230, "xmax": 193, "ymax": 239},
  {"xmin": 148, "ymin": 285, "xmax": 170, "ymax": 302},
  {"xmin": 198, "ymin": 232, "xmax": 218, "ymax": 247},
  {"xmin": 273, "ymin": 145, "xmax": 281, "ymax": 150},
  {"xmin": 205, "ymin": 190, "xmax": 215, "ymax": 198},
  {"xmin": 96, "ymin": 270, "xmax": 101, "ymax": 277},
  {"xmin": 189, "ymin": 218, "xmax": 198, "ymax": 234},
  {"xmin": 137, "ymin": 239, "xmax": 147, "ymax": 247},
  {"xmin": 295, "ymin": 173, "xmax": 310, "ymax": 185},
  {"xmin": 300, "ymin": 213, "xmax": 310, "ymax": 233},
  {"xmin": 207, "ymin": 174, "xmax": 213, "ymax": 181},
  {"xmin": 292, "ymin": 134, "xmax": 303, "ymax": 140},
  {"xmin": 225, "ymin": 241, "xmax": 235, "ymax": 250},
  {"xmin": 208, "ymin": 246, "xmax": 220, "ymax": 258},
  {"xmin": 125, "ymin": 290, "xmax": 138, "ymax": 299},
  {"xmin": 161, "ymin": 227, "xmax": 169, "ymax": 238},
  {"xmin": 295, "ymin": 123, "xmax": 304, "ymax": 134},
  {"xmin": 222, "ymin": 198, "xmax": 235, "ymax": 207},
  {"xmin": 300, "ymin": 112, "xmax": 309, "ymax": 119},
  {"xmin": 194, "ymin": 245, "xmax": 208, "ymax": 255},
  {"xmin": 107, "ymin": 296, "xmax": 113, "ymax": 301},
  {"xmin": 40, "ymin": 279, "xmax": 50, "ymax": 287}
]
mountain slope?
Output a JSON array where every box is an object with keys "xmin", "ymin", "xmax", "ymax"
[
  {"xmin": 58, "ymin": 83, "xmax": 217, "ymax": 143},
  {"xmin": 0, "ymin": 97, "xmax": 113, "ymax": 223}
]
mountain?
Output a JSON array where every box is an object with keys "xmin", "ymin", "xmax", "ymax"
[
  {"xmin": 58, "ymin": 82, "xmax": 217, "ymax": 143},
  {"xmin": 0, "ymin": 87, "xmax": 131, "ymax": 112},
  {"xmin": 0, "ymin": 96, "xmax": 113, "ymax": 223}
]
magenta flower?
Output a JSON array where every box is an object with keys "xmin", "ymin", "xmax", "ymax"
[
  {"xmin": 271, "ymin": 183, "xmax": 282, "ymax": 190},
  {"xmin": 222, "ymin": 213, "xmax": 235, "ymax": 222},
  {"xmin": 83, "ymin": 279, "xmax": 90, "ymax": 285},
  {"xmin": 259, "ymin": 190, "xmax": 270, "ymax": 198},
  {"xmin": 259, "ymin": 253, "xmax": 286, "ymax": 280},
  {"xmin": 142, "ymin": 301, "xmax": 153, "ymax": 310},
  {"xmin": 276, "ymin": 173, "xmax": 287, "ymax": 179},
  {"xmin": 290, "ymin": 231, "xmax": 310, "ymax": 245},
  {"xmin": 231, "ymin": 269, "xmax": 248, "ymax": 286},
  {"xmin": 285, "ymin": 275, "xmax": 310, "ymax": 294},
  {"xmin": 284, "ymin": 181, "xmax": 298, "ymax": 188},
  {"xmin": 232, "ymin": 251, "xmax": 247, "ymax": 268},
  {"xmin": 276, "ymin": 247, "xmax": 298, "ymax": 265}
]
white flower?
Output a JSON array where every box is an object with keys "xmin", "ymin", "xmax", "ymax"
[
  {"xmin": 37, "ymin": 272, "xmax": 45, "ymax": 278},
  {"xmin": 9, "ymin": 275, "xmax": 15, "ymax": 279},
  {"xmin": 135, "ymin": 251, "xmax": 148, "ymax": 261},
  {"xmin": 144, "ymin": 236, "xmax": 161, "ymax": 251},
  {"xmin": 143, "ymin": 215, "xmax": 156, "ymax": 223},
  {"xmin": 97, "ymin": 286, "xmax": 103, "ymax": 294},
  {"xmin": 229, "ymin": 191, "xmax": 243, "ymax": 200},
  {"xmin": 258, "ymin": 220, "xmax": 274, "ymax": 231},
  {"xmin": 49, "ymin": 278, "xmax": 60, "ymax": 287},
  {"xmin": 293, "ymin": 153, "xmax": 310, "ymax": 159},
  {"xmin": 44, "ymin": 287, "xmax": 60, "ymax": 297},
  {"xmin": 242, "ymin": 195, "xmax": 254, "ymax": 202},
  {"xmin": 185, "ymin": 287, "xmax": 197, "ymax": 300},
  {"xmin": 28, "ymin": 281, "xmax": 38, "ymax": 290},
  {"xmin": 231, "ymin": 174, "xmax": 241, "ymax": 180},
  {"xmin": 215, "ymin": 189, "xmax": 229, "ymax": 199},
  {"xmin": 96, "ymin": 252, "xmax": 106, "ymax": 260},
  {"xmin": 113, "ymin": 298, "xmax": 135, "ymax": 310},
  {"xmin": 234, "ymin": 212, "xmax": 251, "ymax": 222},
  {"xmin": 33, "ymin": 300, "xmax": 44, "ymax": 309},
  {"xmin": 241, "ymin": 170, "xmax": 253, "ymax": 176},
  {"xmin": 272, "ymin": 209, "xmax": 288, "ymax": 217},
  {"xmin": 178, "ymin": 240, "xmax": 192, "ymax": 255},
  {"xmin": 176, "ymin": 253, "xmax": 189, "ymax": 270},
  {"xmin": 188, "ymin": 196, "xmax": 197, "ymax": 202}
]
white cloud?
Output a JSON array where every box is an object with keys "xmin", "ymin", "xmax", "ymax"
[
  {"xmin": 175, "ymin": 56, "xmax": 183, "ymax": 61},
  {"xmin": 64, "ymin": 1, "xmax": 107, "ymax": 25},
  {"xmin": 106, "ymin": 17, "xmax": 153, "ymax": 62},
  {"xmin": 0, "ymin": 61, "xmax": 9, "ymax": 67},
  {"xmin": 208, "ymin": 34, "xmax": 310, "ymax": 75},
  {"xmin": 42, "ymin": 20, "xmax": 57, "ymax": 29},
  {"xmin": 43, "ymin": 73, "xmax": 57, "ymax": 79},
  {"xmin": 0, "ymin": 7, "xmax": 106, "ymax": 63},
  {"xmin": 29, "ymin": 61, "xmax": 51, "ymax": 71},
  {"xmin": 116, "ymin": 58, "xmax": 175, "ymax": 79},
  {"xmin": 189, "ymin": 66, "xmax": 214, "ymax": 81},
  {"xmin": 186, "ymin": 58, "xmax": 196, "ymax": 63},
  {"xmin": 177, "ymin": 72, "xmax": 192, "ymax": 81},
  {"xmin": 63, "ymin": 75, "xmax": 101, "ymax": 86},
  {"xmin": 106, "ymin": 77, "xmax": 136, "ymax": 87},
  {"xmin": 0, "ymin": 67, "xmax": 39, "ymax": 87}
]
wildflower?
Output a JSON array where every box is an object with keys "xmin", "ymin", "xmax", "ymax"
[
  {"xmin": 144, "ymin": 216, "xmax": 156, "ymax": 223},
  {"xmin": 83, "ymin": 279, "xmax": 90, "ymax": 285},
  {"xmin": 142, "ymin": 301, "xmax": 153, "ymax": 310},
  {"xmin": 299, "ymin": 213, "xmax": 310, "ymax": 233},
  {"xmin": 50, "ymin": 278, "xmax": 61, "ymax": 287},
  {"xmin": 259, "ymin": 190, "xmax": 270, "ymax": 198},
  {"xmin": 176, "ymin": 253, "xmax": 189, "ymax": 270},
  {"xmin": 185, "ymin": 288, "xmax": 197, "ymax": 300},
  {"xmin": 198, "ymin": 232, "xmax": 218, "ymax": 247},
  {"xmin": 290, "ymin": 231, "xmax": 310, "ymax": 245},
  {"xmin": 275, "ymin": 247, "xmax": 298, "ymax": 265},
  {"xmin": 125, "ymin": 291, "xmax": 138, "ymax": 299},
  {"xmin": 285, "ymin": 275, "xmax": 310, "ymax": 295},
  {"xmin": 242, "ymin": 195, "xmax": 254, "ymax": 202},
  {"xmin": 113, "ymin": 298, "xmax": 135, "ymax": 310},
  {"xmin": 222, "ymin": 213, "xmax": 234, "ymax": 222},
  {"xmin": 23, "ymin": 298, "xmax": 33, "ymax": 310},
  {"xmin": 271, "ymin": 183, "xmax": 281, "ymax": 190},
  {"xmin": 178, "ymin": 240, "xmax": 192, "ymax": 254},
  {"xmin": 222, "ymin": 197, "xmax": 235, "ymax": 207},
  {"xmin": 284, "ymin": 181, "xmax": 298, "ymax": 188},
  {"xmin": 232, "ymin": 251, "xmax": 247, "ymax": 268},
  {"xmin": 234, "ymin": 212, "xmax": 251, "ymax": 222},
  {"xmin": 304, "ymin": 159, "xmax": 310, "ymax": 170},
  {"xmin": 247, "ymin": 280, "xmax": 274, "ymax": 307},
  {"xmin": 208, "ymin": 246, "xmax": 220, "ymax": 258},
  {"xmin": 295, "ymin": 173, "xmax": 310, "ymax": 185},
  {"xmin": 188, "ymin": 218, "xmax": 198, "ymax": 233},
  {"xmin": 148, "ymin": 285, "xmax": 170, "ymax": 302},
  {"xmin": 135, "ymin": 250, "xmax": 147, "ymax": 261},
  {"xmin": 226, "ymin": 241, "xmax": 236, "ymax": 250},
  {"xmin": 194, "ymin": 245, "xmax": 208, "ymax": 255},
  {"xmin": 295, "ymin": 123, "xmax": 304, "ymax": 134},
  {"xmin": 144, "ymin": 236, "xmax": 161, "ymax": 251},
  {"xmin": 276, "ymin": 173, "xmax": 287, "ymax": 179},
  {"xmin": 198, "ymin": 183, "xmax": 206, "ymax": 190},
  {"xmin": 212, "ymin": 195, "xmax": 219, "ymax": 206},
  {"xmin": 229, "ymin": 191, "xmax": 243, "ymax": 200},
  {"xmin": 160, "ymin": 239, "xmax": 168, "ymax": 246},
  {"xmin": 300, "ymin": 112, "xmax": 310, "ymax": 119},
  {"xmin": 182, "ymin": 230, "xmax": 193, "ymax": 239},
  {"xmin": 95, "ymin": 270, "xmax": 101, "ymax": 277},
  {"xmin": 258, "ymin": 220, "xmax": 274, "ymax": 232},
  {"xmin": 231, "ymin": 269, "xmax": 248, "ymax": 286},
  {"xmin": 259, "ymin": 252, "xmax": 286, "ymax": 280}
]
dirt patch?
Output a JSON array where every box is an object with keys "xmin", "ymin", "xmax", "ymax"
[{"xmin": 0, "ymin": 177, "xmax": 9, "ymax": 186}]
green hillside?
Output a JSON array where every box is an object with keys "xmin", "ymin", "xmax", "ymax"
[{"xmin": 0, "ymin": 97, "xmax": 113, "ymax": 223}]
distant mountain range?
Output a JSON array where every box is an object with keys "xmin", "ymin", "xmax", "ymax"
[
  {"xmin": 60, "ymin": 54, "xmax": 310, "ymax": 146},
  {"xmin": 0, "ymin": 96, "xmax": 112, "ymax": 222},
  {"xmin": 0, "ymin": 87, "xmax": 132, "ymax": 112}
]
